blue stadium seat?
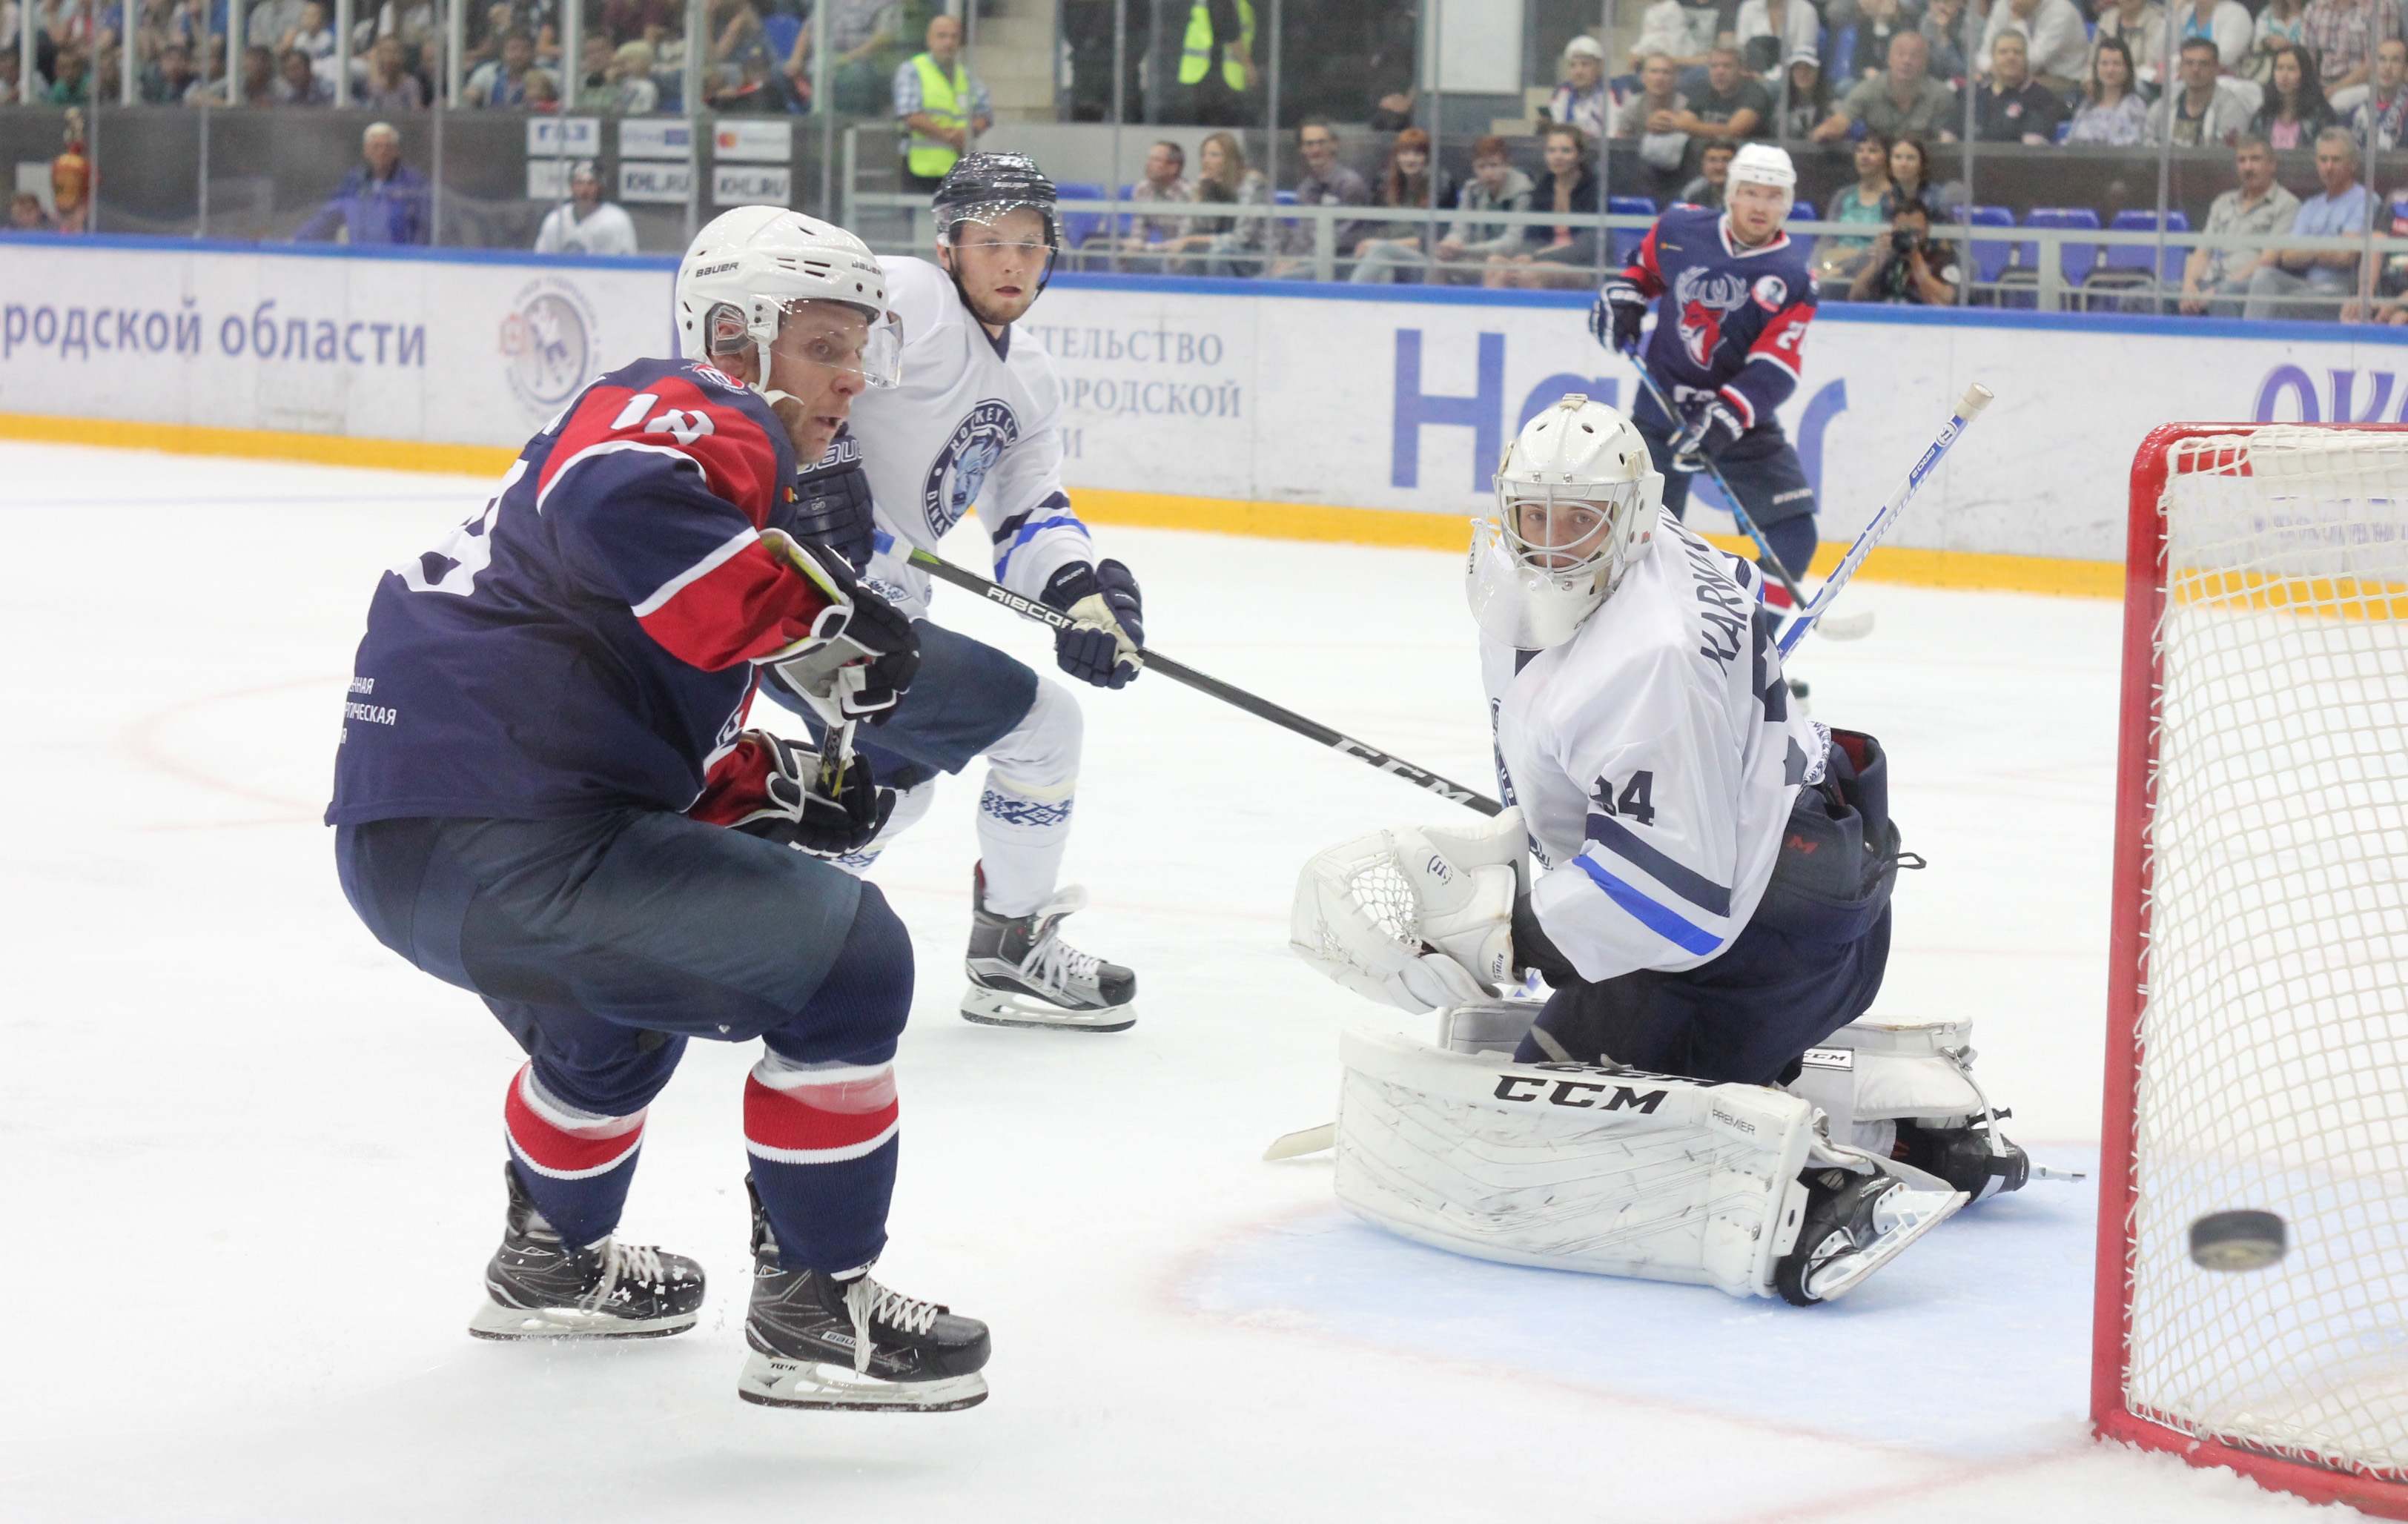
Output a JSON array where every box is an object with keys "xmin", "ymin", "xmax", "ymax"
[
  {"xmin": 2028, "ymin": 207, "xmax": 2103, "ymax": 290},
  {"xmin": 1956, "ymin": 205, "xmax": 2017, "ymax": 289},
  {"xmin": 1609, "ymin": 194, "xmax": 1656, "ymax": 265},
  {"xmin": 2098, "ymin": 208, "xmax": 2192, "ymax": 282},
  {"xmin": 1054, "ymin": 182, "xmax": 1108, "ymax": 251},
  {"xmin": 1789, "ymin": 199, "xmax": 1816, "ymax": 222}
]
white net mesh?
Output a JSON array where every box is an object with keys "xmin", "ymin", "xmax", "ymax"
[
  {"xmin": 1310, "ymin": 845, "xmax": 1423, "ymax": 964},
  {"xmin": 2124, "ymin": 425, "xmax": 2408, "ymax": 1479}
]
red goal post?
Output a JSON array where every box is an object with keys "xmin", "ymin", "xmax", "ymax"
[{"xmin": 2097, "ymin": 423, "xmax": 2408, "ymax": 1519}]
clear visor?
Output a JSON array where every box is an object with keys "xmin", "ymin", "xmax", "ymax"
[
  {"xmin": 1499, "ymin": 480, "xmax": 1643, "ymax": 574},
  {"xmin": 764, "ymin": 299, "xmax": 904, "ymax": 389},
  {"xmin": 938, "ymin": 201, "xmax": 1060, "ymax": 255}
]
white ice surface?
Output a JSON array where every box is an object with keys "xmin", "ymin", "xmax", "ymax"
[{"xmin": 0, "ymin": 443, "xmax": 2361, "ymax": 1521}]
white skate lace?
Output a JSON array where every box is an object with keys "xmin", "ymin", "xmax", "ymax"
[
  {"xmin": 844, "ymin": 1275, "xmax": 942, "ymax": 1375},
  {"xmin": 582, "ymin": 1239, "xmax": 666, "ymax": 1310},
  {"xmin": 1019, "ymin": 925, "xmax": 1102, "ymax": 998}
]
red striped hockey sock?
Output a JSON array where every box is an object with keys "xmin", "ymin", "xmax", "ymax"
[
  {"xmin": 502, "ymin": 1062, "xmax": 648, "ymax": 1250},
  {"xmin": 743, "ymin": 1050, "xmax": 902, "ymax": 1273}
]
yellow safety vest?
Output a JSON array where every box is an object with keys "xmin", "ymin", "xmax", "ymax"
[
  {"xmin": 907, "ymin": 53, "xmax": 970, "ymax": 179},
  {"xmin": 1178, "ymin": 0, "xmax": 1254, "ymax": 89}
]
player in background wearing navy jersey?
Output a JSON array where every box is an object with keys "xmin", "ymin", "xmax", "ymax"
[
  {"xmin": 327, "ymin": 209, "xmax": 993, "ymax": 1413},
  {"xmin": 1591, "ymin": 145, "xmax": 1823, "ymax": 617}
]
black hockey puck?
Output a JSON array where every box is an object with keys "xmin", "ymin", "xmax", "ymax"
[{"xmin": 2189, "ymin": 1210, "xmax": 2286, "ymax": 1271}]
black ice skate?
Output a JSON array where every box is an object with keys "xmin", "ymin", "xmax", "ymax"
[
  {"xmin": 466, "ymin": 1162, "xmax": 705, "ymax": 1340},
  {"xmin": 1774, "ymin": 1164, "xmax": 1961, "ymax": 1307},
  {"xmin": 960, "ymin": 863, "xmax": 1137, "ymax": 1033},
  {"xmin": 735, "ymin": 1180, "xmax": 990, "ymax": 1412}
]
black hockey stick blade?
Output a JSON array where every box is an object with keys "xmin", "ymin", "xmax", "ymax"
[{"xmin": 904, "ymin": 549, "xmax": 1506, "ymax": 816}]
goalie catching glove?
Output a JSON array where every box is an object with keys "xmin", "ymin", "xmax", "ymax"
[
  {"xmin": 1290, "ymin": 807, "xmax": 1526, "ymax": 1013},
  {"xmin": 689, "ymin": 730, "xmax": 896, "ymax": 858}
]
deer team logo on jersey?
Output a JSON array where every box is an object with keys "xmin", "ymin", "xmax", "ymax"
[
  {"xmin": 1677, "ymin": 300, "xmax": 1724, "ymax": 368},
  {"xmin": 922, "ymin": 398, "xmax": 1020, "ymax": 540},
  {"xmin": 1672, "ymin": 268, "xmax": 1750, "ymax": 366}
]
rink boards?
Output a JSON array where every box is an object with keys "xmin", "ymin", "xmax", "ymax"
[{"xmin": 8, "ymin": 233, "xmax": 2408, "ymax": 580}]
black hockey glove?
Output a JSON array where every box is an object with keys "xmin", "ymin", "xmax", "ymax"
[
  {"xmin": 1041, "ymin": 558, "xmax": 1144, "ymax": 690},
  {"xmin": 825, "ymin": 584, "xmax": 920, "ymax": 723},
  {"xmin": 1509, "ymin": 892, "xmax": 1578, "ymax": 989},
  {"xmin": 692, "ymin": 731, "xmax": 897, "ymax": 858},
  {"xmin": 1591, "ymin": 280, "xmax": 1650, "ymax": 356},
  {"xmin": 761, "ymin": 529, "xmax": 921, "ymax": 724},
  {"xmin": 791, "ymin": 437, "xmax": 877, "ymax": 574},
  {"xmin": 1673, "ymin": 396, "xmax": 1746, "ymax": 473}
]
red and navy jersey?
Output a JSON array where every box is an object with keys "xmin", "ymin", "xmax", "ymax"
[
  {"xmin": 326, "ymin": 356, "xmax": 832, "ymax": 825},
  {"xmin": 1610, "ymin": 205, "xmax": 1817, "ymax": 437}
]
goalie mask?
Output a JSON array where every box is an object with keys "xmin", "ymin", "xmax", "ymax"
[
  {"xmin": 676, "ymin": 205, "xmax": 904, "ymax": 405},
  {"xmin": 1466, "ymin": 395, "xmax": 1663, "ymax": 649}
]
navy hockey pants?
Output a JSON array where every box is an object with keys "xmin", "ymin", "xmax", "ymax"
[
  {"xmin": 1632, "ymin": 411, "xmax": 1820, "ymax": 586},
  {"xmin": 334, "ymin": 810, "xmax": 910, "ymax": 1272}
]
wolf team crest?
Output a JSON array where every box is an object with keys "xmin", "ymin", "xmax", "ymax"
[{"xmin": 922, "ymin": 399, "xmax": 1020, "ymax": 540}]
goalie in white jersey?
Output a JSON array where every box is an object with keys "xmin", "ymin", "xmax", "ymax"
[{"xmin": 768, "ymin": 154, "xmax": 1145, "ymax": 1033}]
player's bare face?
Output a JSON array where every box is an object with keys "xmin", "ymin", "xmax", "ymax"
[
  {"xmin": 944, "ymin": 208, "xmax": 1051, "ymax": 331},
  {"xmin": 1515, "ymin": 500, "xmax": 1610, "ymax": 571},
  {"xmin": 1727, "ymin": 181, "xmax": 1786, "ymax": 245},
  {"xmin": 761, "ymin": 305, "xmax": 873, "ymax": 460}
]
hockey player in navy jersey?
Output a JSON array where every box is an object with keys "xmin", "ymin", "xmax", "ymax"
[
  {"xmin": 327, "ymin": 209, "xmax": 993, "ymax": 1412},
  {"xmin": 1591, "ymin": 144, "xmax": 1822, "ymax": 611}
]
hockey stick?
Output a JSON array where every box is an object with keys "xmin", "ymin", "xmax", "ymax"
[
  {"xmin": 1620, "ymin": 352, "xmax": 1873, "ymax": 643},
  {"xmin": 904, "ymin": 547, "xmax": 1506, "ymax": 816},
  {"xmin": 1776, "ymin": 383, "xmax": 1995, "ymax": 657}
]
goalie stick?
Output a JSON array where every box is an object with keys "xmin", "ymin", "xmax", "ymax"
[
  {"xmin": 904, "ymin": 547, "xmax": 1507, "ymax": 816},
  {"xmin": 1621, "ymin": 351, "xmax": 1874, "ymax": 643},
  {"xmin": 1776, "ymin": 383, "xmax": 1994, "ymax": 657}
]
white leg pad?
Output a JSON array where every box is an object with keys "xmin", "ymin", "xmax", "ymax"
[{"xmin": 1791, "ymin": 1018, "xmax": 1992, "ymax": 1153}]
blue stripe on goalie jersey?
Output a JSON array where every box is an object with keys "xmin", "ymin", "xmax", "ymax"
[
  {"xmin": 1572, "ymin": 852, "xmax": 1724, "ymax": 955},
  {"xmin": 1585, "ymin": 812, "xmax": 1732, "ymax": 918}
]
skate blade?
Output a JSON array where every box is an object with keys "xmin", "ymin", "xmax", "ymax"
[
  {"xmin": 1802, "ymin": 1184, "xmax": 1965, "ymax": 1304},
  {"xmin": 959, "ymin": 984, "xmax": 1135, "ymax": 1033},
  {"xmin": 736, "ymin": 1352, "xmax": 990, "ymax": 1412},
  {"xmin": 466, "ymin": 1298, "xmax": 698, "ymax": 1341}
]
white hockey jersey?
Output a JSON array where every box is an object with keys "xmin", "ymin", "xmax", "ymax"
[
  {"xmin": 1483, "ymin": 520, "xmax": 1824, "ymax": 984},
  {"xmin": 846, "ymin": 257, "xmax": 1093, "ymax": 618}
]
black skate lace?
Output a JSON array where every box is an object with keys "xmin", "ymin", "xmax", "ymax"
[
  {"xmin": 844, "ymin": 1276, "xmax": 942, "ymax": 1376},
  {"xmin": 583, "ymin": 1239, "xmax": 666, "ymax": 1310},
  {"xmin": 1020, "ymin": 924, "xmax": 1102, "ymax": 996}
]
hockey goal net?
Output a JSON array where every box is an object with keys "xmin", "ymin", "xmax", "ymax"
[{"xmin": 2097, "ymin": 423, "xmax": 2408, "ymax": 1517}]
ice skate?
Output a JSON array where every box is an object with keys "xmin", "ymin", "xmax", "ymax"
[
  {"xmin": 467, "ymin": 1163, "xmax": 705, "ymax": 1339},
  {"xmin": 1773, "ymin": 1163, "xmax": 1962, "ymax": 1307},
  {"xmin": 735, "ymin": 1181, "xmax": 990, "ymax": 1412},
  {"xmin": 960, "ymin": 863, "xmax": 1137, "ymax": 1032}
]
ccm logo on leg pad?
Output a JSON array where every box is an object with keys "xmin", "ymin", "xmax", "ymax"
[{"xmin": 1493, "ymin": 1075, "xmax": 1669, "ymax": 1113}]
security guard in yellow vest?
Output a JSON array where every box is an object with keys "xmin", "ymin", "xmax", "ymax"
[
  {"xmin": 896, "ymin": 13, "xmax": 992, "ymax": 191},
  {"xmin": 1177, "ymin": 0, "xmax": 1255, "ymax": 126}
]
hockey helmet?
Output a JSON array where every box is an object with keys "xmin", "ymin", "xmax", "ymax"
[
  {"xmin": 675, "ymin": 205, "xmax": 903, "ymax": 402},
  {"xmin": 1727, "ymin": 143, "xmax": 1797, "ymax": 214},
  {"xmin": 1467, "ymin": 395, "xmax": 1663, "ymax": 649},
  {"xmin": 932, "ymin": 152, "xmax": 1061, "ymax": 296}
]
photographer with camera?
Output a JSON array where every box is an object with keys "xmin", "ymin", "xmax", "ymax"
[{"xmin": 1848, "ymin": 196, "xmax": 1963, "ymax": 305}]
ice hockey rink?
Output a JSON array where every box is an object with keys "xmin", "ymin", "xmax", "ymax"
[{"xmin": 1, "ymin": 438, "xmax": 2355, "ymax": 1523}]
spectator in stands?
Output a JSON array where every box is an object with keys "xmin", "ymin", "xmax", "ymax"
[
  {"xmin": 1886, "ymin": 132, "xmax": 1942, "ymax": 215},
  {"xmin": 1489, "ymin": 122, "xmax": 1601, "ymax": 290},
  {"xmin": 1975, "ymin": 32, "xmax": 2063, "ymax": 141},
  {"xmin": 46, "ymin": 39, "xmax": 87, "ymax": 101},
  {"xmin": 295, "ymin": 122, "xmax": 428, "ymax": 245},
  {"xmin": 524, "ymin": 65, "xmax": 562, "ymax": 109},
  {"xmin": 646, "ymin": 19, "xmax": 689, "ymax": 109},
  {"xmin": 569, "ymin": 29, "xmax": 614, "ymax": 104},
  {"xmin": 827, "ymin": 0, "xmax": 902, "ymax": 116},
  {"xmin": 1850, "ymin": 196, "xmax": 1962, "ymax": 302},
  {"xmin": 1813, "ymin": 130, "xmax": 1893, "ymax": 285},
  {"xmin": 1111, "ymin": 141, "xmax": 1197, "ymax": 265},
  {"xmin": 601, "ymin": 39, "xmax": 657, "ymax": 112},
  {"xmin": 1813, "ymin": 32, "xmax": 1959, "ymax": 144},
  {"xmin": 1980, "ymin": 0, "xmax": 2087, "ymax": 92},
  {"xmin": 1349, "ymin": 128, "xmax": 1452, "ymax": 282},
  {"xmin": 2302, "ymin": 0, "xmax": 2398, "ymax": 101},
  {"xmin": 207, "ymin": 42, "xmax": 277, "ymax": 104},
  {"xmin": 1919, "ymin": 0, "xmax": 1975, "ymax": 80},
  {"xmin": 712, "ymin": 47, "xmax": 793, "ymax": 112},
  {"xmin": 0, "ymin": 44, "xmax": 19, "ymax": 107},
  {"xmin": 2182, "ymin": 133, "xmax": 2299, "ymax": 315},
  {"xmin": 1736, "ymin": 0, "xmax": 1817, "ymax": 82},
  {"xmin": 142, "ymin": 39, "xmax": 196, "ymax": 102},
  {"xmin": 2149, "ymin": 36, "xmax": 2255, "ymax": 144},
  {"xmin": 288, "ymin": 0, "xmax": 331, "ymax": 61},
  {"xmin": 2068, "ymin": 36, "xmax": 2150, "ymax": 142},
  {"xmin": 274, "ymin": 40, "xmax": 331, "ymax": 101},
  {"xmin": 8, "ymin": 191, "xmax": 50, "ymax": 231},
  {"xmin": 1432, "ymin": 135, "xmax": 1537, "ymax": 282},
  {"xmin": 2247, "ymin": 0, "xmax": 2310, "ymax": 84},
  {"xmin": 360, "ymin": 33, "xmax": 423, "ymax": 108},
  {"xmin": 1828, "ymin": 0, "xmax": 1909, "ymax": 83},
  {"xmin": 894, "ymin": 14, "xmax": 990, "ymax": 192},
  {"xmin": 1614, "ymin": 51, "xmax": 1693, "ymax": 201},
  {"xmin": 1162, "ymin": 130, "xmax": 1270, "ymax": 276},
  {"xmin": 2252, "ymin": 42, "xmax": 2336, "ymax": 149},
  {"xmin": 1665, "ymin": 46, "xmax": 1770, "ymax": 176},
  {"xmin": 535, "ymin": 160, "xmax": 637, "ymax": 255},
  {"xmin": 2091, "ymin": 0, "xmax": 2166, "ymax": 88},
  {"xmin": 247, "ymin": 0, "xmax": 300, "ymax": 52},
  {"xmin": 1629, "ymin": 0, "xmax": 1721, "ymax": 71},
  {"xmin": 2343, "ymin": 196, "xmax": 2408, "ymax": 321},
  {"xmin": 1776, "ymin": 53, "xmax": 1830, "ymax": 138},
  {"xmin": 2355, "ymin": 39, "xmax": 2408, "ymax": 152},
  {"xmin": 1549, "ymin": 34, "xmax": 1612, "ymax": 142},
  {"xmin": 2244, "ymin": 127, "xmax": 2370, "ymax": 319},
  {"xmin": 1270, "ymin": 116, "xmax": 1370, "ymax": 279},
  {"xmin": 600, "ymin": 0, "xmax": 671, "ymax": 46},
  {"xmin": 1177, "ymin": 0, "xmax": 1258, "ymax": 128},
  {"xmin": 468, "ymin": 27, "xmax": 535, "ymax": 105},
  {"xmin": 2172, "ymin": 0, "xmax": 2252, "ymax": 72},
  {"xmin": 1680, "ymin": 140, "xmax": 1737, "ymax": 207},
  {"xmin": 456, "ymin": 0, "xmax": 511, "ymax": 75}
]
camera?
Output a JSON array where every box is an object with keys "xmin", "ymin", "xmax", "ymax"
[{"xmin": 1893, "ymin": 228, "xmax": 1925, "ymax": 254}]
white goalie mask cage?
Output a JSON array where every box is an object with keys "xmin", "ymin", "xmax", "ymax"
[
  {"xmin": 676, "ymin": 205, "xmax": 904, "ymax": 403},
  {"xmin": 1466, "ymin": 394, "xmax": 1664, "ymax": 649}
]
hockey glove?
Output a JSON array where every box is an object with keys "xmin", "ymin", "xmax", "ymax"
[
  {"xmin": 1041, "ymin": 558, "xmax": 1144, "ymax": 689},
  {"xmin": 758, "ymin": 528, "xmax": 921, "ymax": 723},
  {"xmin": 1591, "ymin": 280, "xmax": 1650, "ymax": 356},
  {"xmin": 689, "ymin": 730, "xmax": 897, "ymax": 858},
  {"xmin": 790, "ymin": 442, "xmax": 877, "ymax": 574},
  {"xmin": 1673, "ymin": 396, "xmax": 1746, "ymax": 472}
]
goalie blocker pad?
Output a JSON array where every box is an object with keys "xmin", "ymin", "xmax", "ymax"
[{"xmin": 1334, "ymin": 1026, "xmax": 1963, "ymax": 1301}]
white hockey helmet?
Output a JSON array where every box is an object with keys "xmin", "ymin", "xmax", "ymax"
[
  {"xmin": 1727, "ymin": 143, "xmax": 1797, "ymax": 214},
  {"xmin": 1466, "ymin": 394, "xmax": 1663, "ymax": 649},
  {"xmin": 675, "ymin": 205, "xmax": 904, "ymax": 402}
]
